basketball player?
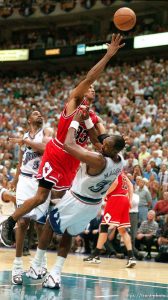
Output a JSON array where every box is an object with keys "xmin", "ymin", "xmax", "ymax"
[
  {"xmin": 0, "ymin": 33, "xmax": 125, "ymax": 247},
  {"xmin": 26, "ymin": 108, "xmax": 125, "ymax": 289},
  {"xmin": 9, "ymin": 110, "xmax": 53, "ymax": 285},
  {"xmin": 84, "ymin": 172, "xmax": 136, "ymax": 268}
]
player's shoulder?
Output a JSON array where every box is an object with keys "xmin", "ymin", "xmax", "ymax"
[{"xmin": 43, "ymin": 127, "xmax": 54, "ymax": 137}]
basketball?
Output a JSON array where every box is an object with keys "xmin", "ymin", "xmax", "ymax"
[{"xmin": 113, "ymin": 7, "xmax": 136, "ymax": 31}]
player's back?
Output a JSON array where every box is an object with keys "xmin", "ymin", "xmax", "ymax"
[
  {"xmin": 108, "ymin": 173, "xmax": 128, "ymax": 197},
  {"xmin": 71, "ymin": 156, "xmax": 124, "ymax": 203}
]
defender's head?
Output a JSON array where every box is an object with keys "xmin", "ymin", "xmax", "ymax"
[
  {"xmin": 102, "ymin": 135, "xmax": 125, "ymax": 158},
  {"xmin": 27, "ymin": 110, "xmax": 43, "ymax": 126}
]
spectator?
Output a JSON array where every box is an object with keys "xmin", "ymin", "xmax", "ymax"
[
  {"xmin": 155, "ymin": 214, "xmax": 168, "ymax": 262},
  {"xmin": 80, "ymin": 210, "xmax": 102, "ymax": 254},
  {"xmin": 154, "ymin": 191, "xmax": 168, "ymax": 223},
  {"xmin": 136, "ymin": 210, "xmax": 158, "ymax": 260},
  {"xmin": 137, "ymin": 177, "xmax": 152, "ymax": 223}
]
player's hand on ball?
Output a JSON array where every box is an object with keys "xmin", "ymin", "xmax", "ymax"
[{"xmin": 106, "ymin": 33, "xmax": 125, "ymax": 57}]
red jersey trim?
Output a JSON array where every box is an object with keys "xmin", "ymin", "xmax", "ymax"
[
  {"xmin": 62, "ymin": 99, "xmax": 85, "ymax": 119},
  {"xmin": 52, "ymin": 139, "xmax": 68, "ymax": 153}
]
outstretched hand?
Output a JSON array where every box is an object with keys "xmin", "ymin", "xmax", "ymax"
[{"xmin": 106, "ymin": 33, "xmax": 125, "ymax": 57}]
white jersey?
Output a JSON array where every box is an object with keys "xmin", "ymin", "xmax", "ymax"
[
  {"xmin": 71, "ymin": 155, "xmax": 124, "ymax": 202},
  {"xmin": 20, "ymin": 128, "xmax": 44, "ymax": 175}
]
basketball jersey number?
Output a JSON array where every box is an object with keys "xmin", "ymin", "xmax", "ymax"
[
  {"xmin": 121, "ymin": 176, "xmax": 128, "ymax": 190},
  {"xmin": 75, "ymin": 125, "xmax": 88, "ymax": 144},
  {"xmin": 32, "ymin": 160, "xmax": 40, "ymax": 170}
]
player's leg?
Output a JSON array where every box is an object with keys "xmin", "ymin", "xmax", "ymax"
[
  {"xmin": 118, "ymin": 227, "xmax": 136, "ymax": 268},
  {"xmin": 12, "ymin": 218, "xmax": 30, "ymax": 285},
  {"xmin": 83, "ymin": 224, "xmax": 108, "ymax": 263},
  {"xmin": 43, "ymin": 230, "xmax": 72, "ymax": 289},
  {"xmin": 27, "ymin": 219, "xmax": 54, "ymax": 279},
  {"xmin": 0, "ymin": 185, "xmax": 52, "ymax": 247},
  {"xmin": 34, "ymin": 221, "xmax": 48, "ymax": 276}
]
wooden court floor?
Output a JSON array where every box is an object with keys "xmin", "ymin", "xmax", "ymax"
[{"xmin": 0, "ymin": 248, "xmax": 167, "ymax": 300}]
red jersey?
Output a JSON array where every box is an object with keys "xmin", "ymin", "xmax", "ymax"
[
  {"xmin": 56, "ymin": 104, "xmax": 98, "ymax": 146},
  {"xmin": 107, "ymin": 173, "xmax": 128, "ymax": 198},
  {"xmin": 37, "ymin": 102, "xmax": 99, "ymax": 191}
]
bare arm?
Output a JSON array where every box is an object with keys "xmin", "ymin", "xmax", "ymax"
[
  {"xmin": 105, "ymin": 178, "xmax": 119, "ymax": 197},
  {"xmin": 24, "ymin": 127, "xmax": 54, "ymax": 153},
  {"xmin": 125, "ymin": 175, "xmax": 133, "ymax": 204},
  {"xmin": 10, "ymin": 149, "xmax": 23, "ymax": 190},
  {"xmin": 66, "ymin": 34, "xmax": 125, "ymax": 115},
  {"xmin": 88, "ymin": 117, "xmax": 106, "ymax": 150},
  {"xmin": 64, "ymin": 127, "xmax": 105, "ymax": 169},
  {"xmin": 9, "ymin": 127, "xmax": 54, "ymax": 155}
]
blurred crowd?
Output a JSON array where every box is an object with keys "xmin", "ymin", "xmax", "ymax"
[
  {"xmin": 0, "ymin": 57, "xmax": 168, "ymax": 261},
  {"xmin": 1, "ymin": 21, "xmax": 167, "ymax": 50}
]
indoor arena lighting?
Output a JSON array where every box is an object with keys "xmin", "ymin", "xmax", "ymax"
[
  {"xmin": 134, "ymin": 32, "xmax": 168, "ymax": 49},
  {"xmin": 0, "ymin": 49, "xmax": 29, "ymax": 62}
]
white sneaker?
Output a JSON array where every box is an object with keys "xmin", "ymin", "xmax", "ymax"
[
  {"xmin": 42, "ymin": 273, "xmax": 61, "ymax": 289},
  {"xmin": 26, "ymin": 265, "xmax": 43, "ymax": 279},
  {"xmin": 12, "ymin": 266, "xmax": 24, "ymax": 285},
  {"xmin": 41, "ymin": 267, "xmax": 47, "ymax": 277},
  {"xmin": 126, "ymin": 257, "xmax": 136, "ymax": 268}
]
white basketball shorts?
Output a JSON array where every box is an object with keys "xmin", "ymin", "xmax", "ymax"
[
  {"xmin": 16, "ymin": 174, "xmax": 50, "ymax": 223},
  {"xmin": 49, "ymin": 190, "xmax": 102, "ymax": 236}
]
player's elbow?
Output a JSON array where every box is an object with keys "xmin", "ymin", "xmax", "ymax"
[{"xmin": 63, "ymin": 141, "xmax": 74, "ymax": 153}]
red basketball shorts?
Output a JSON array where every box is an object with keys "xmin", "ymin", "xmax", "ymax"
[
  {"xmin": 102, "ymin": 195, "xmax": 131, "ymax": 228},
  {"xmin": 37, "ymin": 139, "xmax": 79, "ymax": 191}
]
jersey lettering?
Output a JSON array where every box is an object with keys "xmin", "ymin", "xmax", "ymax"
[
  {"xmin": 121, "ymin": 175, "xmax": 128, "ymax": 190},
  {"xmin": 89, "ymin": 180, "xmax": 112, "ymax": 194},
  {"xmin": 23, "ymin": 151, "xmax": 40, "ymax": 165}
]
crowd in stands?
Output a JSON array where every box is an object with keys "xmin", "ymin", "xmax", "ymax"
[{"xmin": 0, "ymin": 57, "xmax": 168, "ymax": 261}]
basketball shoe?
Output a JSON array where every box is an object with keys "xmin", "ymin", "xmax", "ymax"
[
  {"xmin": 83, "ymin": 255, "xmax": 101, "ymax": 264},
  {"xmin": 42, "ymin": 273, "xmax": 61, "ymax": 289},
  {"xmin": 0, "ymin": 217, "xmax": 15, "ymax": 247},
  {"xmin": 126, "ymin": 257, "xmax": 136, "ymax": 268},
  {"xmin": 12, "ymin": 263, "xmax": 24, "ymax": 285}
]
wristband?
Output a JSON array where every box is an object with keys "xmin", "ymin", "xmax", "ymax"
[
  {"xmin": 84, "ymin": 118, "xmax": 94, "ymax": 130},
  {"xmin": 69, "ymin": 120, "xmax": 79, "ymax": 131}
]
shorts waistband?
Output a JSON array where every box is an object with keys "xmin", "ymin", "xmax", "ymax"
[
  {"xmin": 20, "ymin": 171, "xmax": 33, "ymax": 178},
  {"xmin": 109, "ymin": 194, "xmax": 128, "ymax": 197},
  {"xmin": 71, "ymin": 191, "xmax": 102, "ymax": 205},
  {"xmin": 53, "ymin": 138, "xmax": 64, "ymax": 149}
]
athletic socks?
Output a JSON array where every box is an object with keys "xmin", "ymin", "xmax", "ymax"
[
  {"xmin": 127, "ymin": 250, "xmax": 134, "ymax": 258},
  {"xmin": 50, "ymin": 256, "xmax": 65, "ymax": 276},
  {"xmin": 13, "ymin": 257, "xmax": 23, "ymax": 269},
  {"xmin": 32, "ymin": 247, "xmax": 46, "ymax": 267},
  {"xmin": 93, "ymin": 248, "xmax": 101, "ymax": 256}
]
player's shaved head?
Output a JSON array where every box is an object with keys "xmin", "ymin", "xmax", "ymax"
[{"xmin": 102, "ymin": 135, "xmax": 125, "ymax": 158}]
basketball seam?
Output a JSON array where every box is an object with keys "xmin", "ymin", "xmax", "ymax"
[{"xmin": 114, "ymin": 16, "xmax": 136, "ymax": 26}]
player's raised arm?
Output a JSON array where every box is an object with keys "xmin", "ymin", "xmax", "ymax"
[{"xmin": 66, "ymin": 34, "xmax": 125, "ymax": 114}]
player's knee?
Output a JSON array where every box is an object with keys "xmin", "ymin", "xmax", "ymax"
[
  {"xmin": 100, "ymin": 224, "xmax": 108, "ymax": 233},
  {"xmin": 118, "ymin": 227, "xmax": 126, "ymax": 235},
  {"xmin": 17, "ymin": 219, "xmax": 30, "ymax": 231},
  {"xmin": 36, "ymin": 189, "xmax": 49, "ymax": 205}
]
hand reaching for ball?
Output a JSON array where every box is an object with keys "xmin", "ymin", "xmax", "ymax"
[{"xmin": 106, "ymin": 33, "xmax": 125, "ymax": 57}]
